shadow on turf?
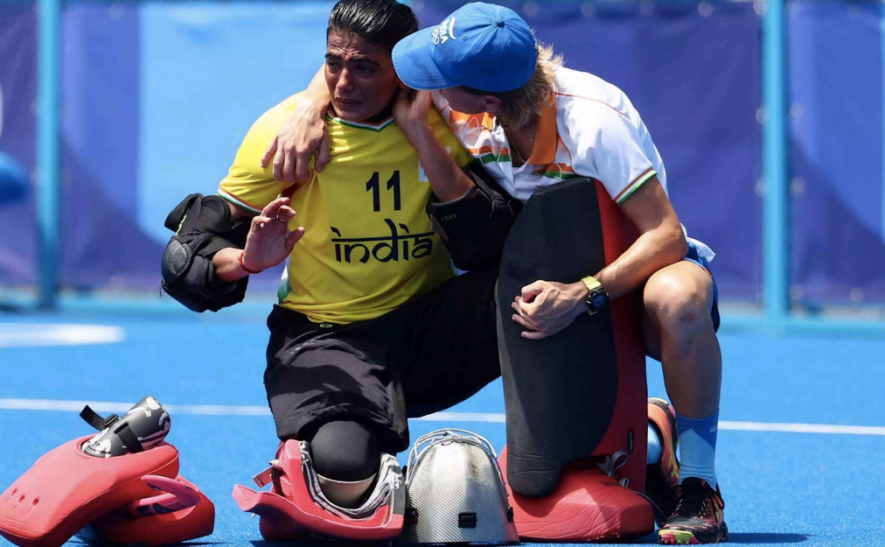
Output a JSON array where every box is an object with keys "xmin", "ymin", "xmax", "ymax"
[
  {"xmin": 727, "ymin": 533, "xmax": 809, "ymax": 544},
  {"xmin": 72, "ymin": 542, "xmax": 223, "ymax": 547},
  {"xmin": 251, "ymin": 537, "xmax": 810, "ymax": 546},
  {"xmin": 252, "ymin": 541, "xmax": 391, "ymax": 547}
]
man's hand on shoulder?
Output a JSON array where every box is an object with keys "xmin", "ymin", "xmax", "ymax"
[{"xmin": 262, "ymin": 98, "xmax": 331, "ymax": 184}]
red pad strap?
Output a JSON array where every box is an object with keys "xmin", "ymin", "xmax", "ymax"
[
  {"xmin": 252, "ymin": 467, "xmax": 274, "ymax": 489},
  {"xmin": 129, "ymin": 475, "xmax": 203, "ymax": 517},
  {"xmin": 90, "ymin": 475, "xmax": 215, "ymax": 547}
]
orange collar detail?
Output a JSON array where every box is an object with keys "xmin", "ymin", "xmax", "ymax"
[{"xmin": 526, "ymin": 101, "xmax": 557, "ymax": 166}]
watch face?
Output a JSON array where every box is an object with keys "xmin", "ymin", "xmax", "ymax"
[{"xmin": 591, "ymin": 293, "xmax": 608, "ymax": 310}]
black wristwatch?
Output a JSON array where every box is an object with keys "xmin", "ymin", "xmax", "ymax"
[{"xmin": 581, "ymin": 276, "xmax": 609, "ymax": 316}]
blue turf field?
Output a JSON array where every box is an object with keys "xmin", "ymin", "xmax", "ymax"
[{"xmin": 1, "ymin": 310, "xmax": 884, "ymax": 546}]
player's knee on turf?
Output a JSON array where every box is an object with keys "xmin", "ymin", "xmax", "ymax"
[{"xmin": 305, "ymin": 420, "xmax": 382, "ymax": 507}]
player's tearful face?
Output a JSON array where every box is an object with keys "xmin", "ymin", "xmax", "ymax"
[{"xmin": 325, "ymin": 31, "xmax": 400, "ymax": 123}]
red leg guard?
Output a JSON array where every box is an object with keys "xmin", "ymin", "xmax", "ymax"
[
  {"xmin": 0, "ymin": 436, "xmax": 179, "ymax": 547},
  {"xmin": 232, "ymin": 440, "xmax": 404, "ymax": 543},
  {"xmin": 501, "ymin": 451, "xmax": 654, "ymax": 542},
  {"xmin": 497, "ymin": 178, "xmax": 655, "ymax": 542}
]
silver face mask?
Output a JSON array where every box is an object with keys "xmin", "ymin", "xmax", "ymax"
[{"xmin": 398, "ymin": 429, "xmax": 519, "ymax": 546}]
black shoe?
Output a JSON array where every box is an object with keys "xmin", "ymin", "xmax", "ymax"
[{"xmin": 658, "ymin": 477, "xmax": 728, "ymax": 544}]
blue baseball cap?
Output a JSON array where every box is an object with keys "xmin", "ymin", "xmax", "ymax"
[{"xmin": 392, "ymin": 2, "xmax": 538, "ymax": 93}]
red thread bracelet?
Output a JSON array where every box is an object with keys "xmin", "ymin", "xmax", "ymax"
[{"xmin": 238, "ymin": 251, "xmax": 263, "ymax": 275}]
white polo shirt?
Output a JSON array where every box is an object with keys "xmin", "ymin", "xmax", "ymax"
[{"xmin": 433, "ymin": 67, "xmax": 714, "ymax": 261}]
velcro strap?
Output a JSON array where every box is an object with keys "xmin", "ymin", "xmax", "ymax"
[
  {"xmin": 194, "ymin": 232, "xmax": 241, "ymax": 258},
  {"xmin": 253, "ymin": 467, "xmax": 274, "ymax": 488},
  {"xmin": 80, "ymin": 406, "xmax": 145, "ymax": 453},
  {"xmin": 164, "ymin": 193, "xmax": 201, "ymax": 232},
  {"xmin": 80, "ymin": 405, "xmax": 119, "ymax": 431},
  {"xmin": 270, "ymin": 467, "xmax": 284, "ymax": 495},
  {"xmin": 114, "ymin": 421, "xmax": 145, "ymax": 453}
]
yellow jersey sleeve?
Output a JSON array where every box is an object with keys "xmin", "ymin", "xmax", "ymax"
[{"xmin": 217, "ymin": 94, "xmax": 302, "ymax": 214}]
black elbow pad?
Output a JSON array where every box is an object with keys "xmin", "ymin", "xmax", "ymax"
[
  {"xmin": 428, "ymin": 162, "xmax": 522, "ymax": 271},
  {"xmin": 160, "ymin": 193, "xmax": 251, "ymax": 312}
]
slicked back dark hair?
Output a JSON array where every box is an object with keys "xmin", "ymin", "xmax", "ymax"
[{"xmin": 327, "ymin": 0, "xmax": 419, "ymax": 51}]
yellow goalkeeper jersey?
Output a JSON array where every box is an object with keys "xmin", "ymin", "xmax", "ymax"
[{"xmin": 218, "ymin": 93, "xmax": 472, "ymax": 324}]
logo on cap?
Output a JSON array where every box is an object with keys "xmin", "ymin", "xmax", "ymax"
[{"xmin": 432, "ymin": 17, "xmax": 457, "ymax": 45}]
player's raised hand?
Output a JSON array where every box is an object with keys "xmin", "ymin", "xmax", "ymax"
[{"xmin": 241, "ymin": 197, "xmax": 305, "ymax": 272}]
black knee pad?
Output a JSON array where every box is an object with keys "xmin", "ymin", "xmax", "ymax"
[{"xmin": 306, "ymin": 420, "xmax": 381, "ymax": 481}]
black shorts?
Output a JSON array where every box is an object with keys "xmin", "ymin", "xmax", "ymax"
[{"xmin": 263, "ymin": 266, "xmax": 500, "ymax": 454}]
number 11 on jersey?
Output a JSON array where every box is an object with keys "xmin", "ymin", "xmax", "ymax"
[{"xmin": 366, "ymin": 171, "xmax": 401, "ymax": 212}]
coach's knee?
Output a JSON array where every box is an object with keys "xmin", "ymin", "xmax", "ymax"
[{"xmin": 644, "ymin": 266, "xmax": 713, "ymax": 337}]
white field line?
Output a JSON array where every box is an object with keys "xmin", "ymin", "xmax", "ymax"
[
  {"xmin": 0, "ymin": 324, "xmax": 125, "ymax": 348},
  {"xmin": 0, "ymin": 398, "xmax": 883, "ymax": 436}
]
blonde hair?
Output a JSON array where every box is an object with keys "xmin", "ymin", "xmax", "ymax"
[{"xmin": 464, "ymin": 43, "xmax": 563, "ymax": 128}]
